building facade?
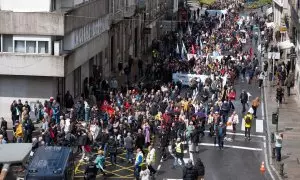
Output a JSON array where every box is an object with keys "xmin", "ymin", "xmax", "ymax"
[
  {"xmin": 0, "ymin": 0, "xmax": 177, "ymax": 120},
  {"xmin": 287, "ymin": 0, "xmax": 300, "ymax": 95},
  {"xmin": 0, "ymin": 0, "xmax": 65, "ymax": 120}
]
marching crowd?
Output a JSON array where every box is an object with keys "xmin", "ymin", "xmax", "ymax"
[{"xmin": 0, "ymin": 1, "xmax": 288, "ymax": 180}]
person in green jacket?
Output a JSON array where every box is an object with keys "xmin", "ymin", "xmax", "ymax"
[{"xmin": 94, "ymin": 150, "xmax": 106, "ymax": 176}]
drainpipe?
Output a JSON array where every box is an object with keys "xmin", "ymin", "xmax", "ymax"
[{"xmin": 0, "ymin": 164, "xmax": 10, "ymax": 180}]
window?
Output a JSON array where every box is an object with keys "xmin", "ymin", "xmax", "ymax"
[
  {"xmin": 38, "ymin": 41, "xmax": 49, "ymax": 54},
  {"xmin": 3, "ymin": 35, "xmax": 13, "ymax": 52},
  {"xmin": 74, "ymin": 67, "xmax": 81, "ymax": 98},
  {"xmin": 26, "ymin": 41, "xmax": 36, "ymax": 53},
  {"xmin": 14, "ymin": 40, "xmax": 25, "ymax": 53}
]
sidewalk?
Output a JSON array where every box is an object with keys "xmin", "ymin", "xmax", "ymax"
[
  {"xmin": 264, "ymin": 79, "xmax": 300, "ymax": 179},
  {"xmin": 111, "ymin": 52, "xmax": 151, "ymax": 88}
]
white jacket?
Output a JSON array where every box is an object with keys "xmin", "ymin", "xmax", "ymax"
[
  {"xmin": 146, "ymin": 148, "xmax": 156, "ymax": 166},
  {"xmin": 140, "ymin": 169, "xmax": 151, "ymax": 180},
  {"xmin": 229, "ymin": 114, "xmax": 239, "ymax": 124}
]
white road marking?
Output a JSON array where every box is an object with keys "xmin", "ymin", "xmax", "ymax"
[
  {"xmin": 256, "ymin": 119, "xmax": 264, "ymax": 133},
  {"xmin": 226, "ymin": 124, "xmax": 233, "ymax": 130},
  {"xmin": 241, "ymin": 118, "xmax": 245, "ymax": 131},
  {"xmin": 199, "ymin": 143, "xmax": 263, "ymax": 151},
  {"xmin": 157, "ymin": 164, "xmax": 161, "ymax": 170},
  {"xmin": 204, "ymin": 130, "xmax": 265, "ymax": 138}
]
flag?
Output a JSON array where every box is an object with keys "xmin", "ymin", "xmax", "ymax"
[
  {"xmin": 196, "ymin": 36, "xmax": 199, "ymax": 46},
  {"xmin": 100, "ymin": 100, "xmax": 115, "ymax": 116},
  {"xmin": 188, "ymin": 25, "xmax": 192, "ymax": 35},
  {"xmin": 200, "ymin": 38, "xmax": 203, "ymax": 50},
  {"xmin": 181, "ymin": 41, "xmax": 187, "ymax": 60},
  {"xmin": 181, "ymin": 41, "xmax": 187, "ymax": 54},
  {"xmin": 191, "ymin": 44, "xmax": 196, "ymax": 54},
  {"xmin": 176, "ymin": 43, "xmax": 180, "ymax": 54}
]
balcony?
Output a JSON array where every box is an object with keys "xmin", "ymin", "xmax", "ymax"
[
  {"xmin": 0, "ymin": 53, "xmax": 64, "ymax": 77},
  {"xmin": 112, "ymin": 9, "xmax": 124, "ymax": 24},
  {"xmin": 0, "ymin": 11, "xmax": 64, "ymax": 36}
]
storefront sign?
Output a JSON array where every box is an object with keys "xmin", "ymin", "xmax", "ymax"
[{"xmin": 64, "ymin": 15, "xmax": 110, "ymax": 50}]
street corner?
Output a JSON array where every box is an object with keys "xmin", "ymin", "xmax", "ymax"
[{"xmin": 74, "ymin": 148, "xmax": 135, "ymax": 179}]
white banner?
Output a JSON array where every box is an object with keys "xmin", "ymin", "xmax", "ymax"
[
  {"xmin": 187, "ymin": 54, "xmax": 199, "ymax": 61},
  {"xmin": 172, "ymin": 73, "xmax": 228, "ymax": 87}
]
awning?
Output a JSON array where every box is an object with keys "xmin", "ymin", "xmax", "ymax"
[
  {"xmin": 279, "ymin": 41, "xmax": 295, "ymax": 50},
  {"xmin": 265, "ymin": 22, "xmax": 275, "ymax": 28},
  {"xmin": 266, "ymin": 7, "xmax": 273, "ymax": 16}
]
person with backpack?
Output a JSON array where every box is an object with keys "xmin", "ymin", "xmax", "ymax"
[
  {"xmin": 244, "ymin": 112, "xmax": 253, "ymax": 140},
  {"xmin": 251, "ymin": 97, "xmax": 260, "ymax": 118}
]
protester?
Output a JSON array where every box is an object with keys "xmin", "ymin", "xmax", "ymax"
[
  {"xmin": 244, "ymin": 112, "xmax": 253, "ymax": 140},
  {"xmin": 182, "ymin": 159, "xmax": 198, "ymax": 180},
  {"xmin": 275, "ymin": 133, "xmax": 283, "ymax": 161}
]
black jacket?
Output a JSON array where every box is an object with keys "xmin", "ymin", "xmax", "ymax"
[
  {"xmin": 107, "ymin": 138, "xmax": 117, "ymax": 153},
  {"xmin": 183, "ymin": 164, "xmax": 198, "ymax": 180}
]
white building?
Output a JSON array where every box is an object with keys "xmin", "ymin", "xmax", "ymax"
[{"xmin": 0, "ymin": 0, "xmax": 65, "ymax": 120}]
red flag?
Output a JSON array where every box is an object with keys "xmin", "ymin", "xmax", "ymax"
[
  {"xmin": 100, "ymin": 100, "xmax": 115, "ymax": 115},
  {"xmin": 191, "ymin": 44, "xmax": 195, "ymax": 54}
]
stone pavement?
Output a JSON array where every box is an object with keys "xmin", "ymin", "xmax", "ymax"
[{"xmin": 264, "ymin": 79, "xmax": 300, "ymax": 180}]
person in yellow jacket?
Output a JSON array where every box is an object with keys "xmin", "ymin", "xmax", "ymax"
[
  {"xmin": 14, "ymin": 120, "xmax": 23, "ymax": 143},
  {"xmin": 244, "ymin": 112, "xmax": 253, "ymax": 140}
]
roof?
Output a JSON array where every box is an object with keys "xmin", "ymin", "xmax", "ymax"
[
  {"xmin": 0, "ymin": 143, "xmax": 32, "ymax": 164},
  {"xmin": 26, "ymin": 146, "xmax": 72, "ymax": 177}
]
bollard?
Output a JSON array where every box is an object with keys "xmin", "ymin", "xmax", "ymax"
[
  {"xmin": 279, "ymin": 163, "xmax": 284, "ymax": 176},
  {"xmin": 272, "ymin": 147, "xmax": 276, "ymax": 159},
  {"xmin": 271, "ymin": 132, "xmax": 275, "ymax": 143}
]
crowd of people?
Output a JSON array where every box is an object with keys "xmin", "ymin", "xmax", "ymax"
[{"xmin": 0, "ymin": 1, "xmax": 290, "ymax": 180}]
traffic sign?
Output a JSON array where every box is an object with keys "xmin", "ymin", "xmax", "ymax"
[{"xmin": 290, "ymin": 53, "xmax": 297, "ymax": 59}]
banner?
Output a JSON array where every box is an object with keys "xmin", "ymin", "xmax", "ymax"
[
  {"xmin": 173, "ymin": 73, "xmax": 228, "ymax": 87},
  {"xmin": 206, "ymin": 9, "xmax": 228, "ymax": 16},
  {"xmin": 172, "ymin": 73, "xmax": 208, "ymax": 85},
  {"xmin": 187, "ymin": 54, "xmax": 199, "ymax": 61}
]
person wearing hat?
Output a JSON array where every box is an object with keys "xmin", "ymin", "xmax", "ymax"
[{"xmin": 172, "ymin": 138, "xmax": 185, "ymax": 169}]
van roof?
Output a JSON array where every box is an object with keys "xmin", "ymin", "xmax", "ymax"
[{"xmin": 26, "ymin": 146, "xmax": 72, "ymax": 177}]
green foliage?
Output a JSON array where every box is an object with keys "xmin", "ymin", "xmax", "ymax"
[
  {"xmin": 245, "ymin": 0, "xmax": 272, "ymax": 9},
  {"xmin": 198, "ymin": 0, "xmax": 216, "ymax": 5}
]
